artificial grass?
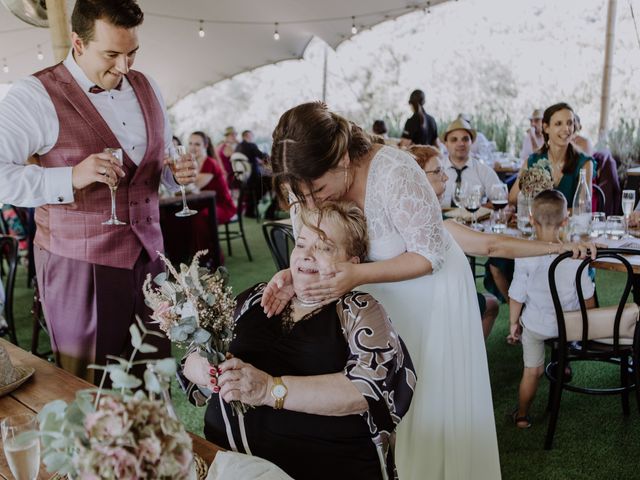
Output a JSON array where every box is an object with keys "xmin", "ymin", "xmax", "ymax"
[{"xmin": 6, "ymin": 222, "xmax": 640, "ymax": 479}]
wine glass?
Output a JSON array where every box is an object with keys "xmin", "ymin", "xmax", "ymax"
[
  {"xmin": 590, "ymin": 212, "xmax": 606, "ymax": 239},
  {"xmin": 102, "ymin": 148, "xmax": 126, "ymax": 226},
  {"xmin": 464, "ymin": 184, "xmax": 484, "ymax": 231},
  {"xmin": 171, "ymin": 146, "xmax": 197, "ymax": 217},
  {"xmin": 621, "ymin": 189, "xmax": 635, "ymax": 238},
  {"xmin": 1, "ymin": 413, "xmax": 40, "ymax": 480},
  {"xmin": 606, "ymin": 215, "xmax": 625, "ymax": 240},
  {"xmin": 489, "ymin": 183, "xmax": 508, "ymax": 233}
]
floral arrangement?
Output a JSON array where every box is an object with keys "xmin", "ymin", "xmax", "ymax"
[
  {"xmin": 142, "ymin": 251, "xmax": 246, "ymax": 414},
  {"xmin": 519, "ymin": 159, "xmax": 554, "ymax": 197},
  {"xmin": 37, "ymin": 318, "xmax": 194, "ymax": 480}
]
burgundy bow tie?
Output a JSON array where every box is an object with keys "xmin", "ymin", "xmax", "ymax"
[{"xmin": 88, "ymin": 79, "xmax": 123, "ymax": 94}]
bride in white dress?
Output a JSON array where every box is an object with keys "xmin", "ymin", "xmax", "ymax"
[{"xmin": 263, "ymin": 102, "xmax": 501, "ymax": 480}]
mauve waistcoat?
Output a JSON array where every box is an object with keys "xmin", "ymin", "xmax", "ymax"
[{"xmin": 33, "ymin": 63, "xmax": 165, "ymax": 270}]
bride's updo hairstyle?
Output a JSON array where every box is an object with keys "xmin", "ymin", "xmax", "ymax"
[{"xmin": 271, "ymin": 102, "xmax": 372, "ymax": 207}]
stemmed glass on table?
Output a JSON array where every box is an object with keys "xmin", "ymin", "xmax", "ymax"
[
  {"xmin": 1, "ymin": 413, "xmax": 40, "ymax": 480},
  {"xmin": 621, "ymin": 189, "xmax": 636, "ymax": 238},
  {"xmin": 489, "ymin": 183, "xmax": 508, "ymax": 233},
  {"xmin": 463, "ymin": 184, "xmax": 484, "ymax": 231},
  {"xmin": 102, "ymin": 148, "xmax": 126, "ymax": 226},
  {"xmin": 170, "ymin": 145, "xmax": 197, "ymax": 217}
]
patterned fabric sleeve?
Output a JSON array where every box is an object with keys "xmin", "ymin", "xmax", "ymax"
[
  {"xmin": 337, "ymin": 291, "xmax": 417, "ymax": 479},
  {"xmin": 177, "ymin": 283, "xmax": 266, "ymax": 407}
]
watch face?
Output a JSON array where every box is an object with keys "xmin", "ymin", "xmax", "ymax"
[{"xmin": 272, "ymin": 384, "xmax": 287, "ymax": 398}]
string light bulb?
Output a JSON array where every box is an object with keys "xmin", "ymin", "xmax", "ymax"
[
  {"xmin": 198, "ymin": 20, "xmax": 205, "ymax": 38},
  {"xmin": 2, "ymin": 59, "xmax": 8, "ymax": 74},
  {"xmin": 351, "ymin": 16, "xmax": 358, "ymax": 34},
  {"xmin": 273, "ymin": 22, "xmax": 280, "ymax": 40},
  {"xmin": 37, "ymin": 45, "xmax": 44, "ymax": 61}
]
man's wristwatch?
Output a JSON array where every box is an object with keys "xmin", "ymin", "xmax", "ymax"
[{"xmin": 270, "ymin": 377, "xmax": 288, "ymax": 410}]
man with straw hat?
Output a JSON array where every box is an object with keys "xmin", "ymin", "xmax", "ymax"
[
  {"xmin": 440, "ymin": 116, "xmax": 502, "ymax": 208},
  {"xmin": 519, "ymin": 108, "xmax": 545, "ymax": 162}
]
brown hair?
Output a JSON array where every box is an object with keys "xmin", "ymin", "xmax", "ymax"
[
  {"xmin": 408, "ymin": 145, "xmax": 441, "ymax": 169},
  {"xmin": 540, "ymin": 102, "xmax": 580, "ymax": 175},
  {"xmin": 409, "ymin": 89, "xmax": 426, "ymax": 127},
  {"xmin": 271, "ymin": 102, "xmax": 373, "ymax": 207},
  {"xmin": 531, "ymin": 189, "xmax": 567, "ymax": 228},
  {"xmin": 72, "ymin": 0, "xmax": 144, "ymax": 44},
  {"xmin": 190, "ymin": 131, "xmax": 215, "ymax": 158},
  {"xmin": 298, "ymin": 201, "xmax": 368, "ymax": 262}
]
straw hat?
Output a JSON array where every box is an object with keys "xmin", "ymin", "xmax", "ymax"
[
  {"xmin": 0, "ymin": 344, "xmax": 34, "ymax": 397},
  {"xmin": 530, "ymin": 109, "xmax": 543, "ymax": 120},
  {"xmin": 442, "ymin": 117, "xmax": 477, "ymax": 143},
  {"xmin": 223, "ymin": 126, "xmax": 237, "ymax": 137}
]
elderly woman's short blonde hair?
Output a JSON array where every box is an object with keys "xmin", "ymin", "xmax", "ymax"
[
  {"xmin": 408, "ymin": 145, "xmax": 442, "ymax": 169},
  {"xmin": 298, "ymin": 201, "xmax": 368, "ymax": 262}
]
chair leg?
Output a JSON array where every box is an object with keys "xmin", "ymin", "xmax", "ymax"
[
  {"xmin": 224, "ymin": 224, "xmax": 232, "ymax": 257},
  {"xmin": 621, "ymin": 354, "xmax": 631, "ymax": 416},
  {"xmin": 634, "ymin": 349, "xmax": 640, "ymax": 414},
  {"xmin": 546, "ymin": 344, "xmax": 559, "ymax": 412},
  {"xmin": 238, "ymin": 220, "xmax": 253, "ymax": 262},
  {"xmin": 545, "ymin": 357, "xmax": 566, "ymax": 450}
]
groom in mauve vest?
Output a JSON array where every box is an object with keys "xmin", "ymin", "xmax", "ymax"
[{"xmin": 0, "ymin": 0, "xmax": 196, "ymax": 382}]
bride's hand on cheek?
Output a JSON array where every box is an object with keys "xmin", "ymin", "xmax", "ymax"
[{"xmin": 304, "ymin": 262, "xmax": 360, "ymax": 300}]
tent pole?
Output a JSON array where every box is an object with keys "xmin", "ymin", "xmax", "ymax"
[
  {"xmin": 598, "ymin": 0, "xmax": 618, "ymax": 143},
  {"xmin": 45, "ymin": 0, "xmax": 71, "ymax": 63},
  {"xmin": 322, "ymin": 44, "xmax": 328, "ymax": 103}
]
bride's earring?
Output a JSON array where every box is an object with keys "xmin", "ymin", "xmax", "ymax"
[{"xmin": 344, "ymin": 167, "xmax": 349, "ymax": 192}]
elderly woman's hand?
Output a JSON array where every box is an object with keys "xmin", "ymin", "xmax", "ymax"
[
  {"xmin": 629, "ymin": 211, "xmax": 640, "ymax": 228},
  {"xmin": 559, "ymin": 241, "xmax": 601, "ymax": 260},
  {"xmin": 261, "ymin": 269, "xmax": 295, "ymax": 318},
  {"xmin": 217, "ymin": 357, "xmax": 272, "ymax": 407},
  {"xmin": 302, "ymin": 261, "xmax": 361, "ymax": 301}
]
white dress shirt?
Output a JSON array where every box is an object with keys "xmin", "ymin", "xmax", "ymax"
[
  {"xmin": 0, "ymin": 50, "xmax": 175, "ymax": 207},
  {"xmin": 440, "ymin": 156, "xmax": 502, "ymax": 207},
  {"xmin": 509, "ymin": 256, "xmax": 595, "ymax": 338}
]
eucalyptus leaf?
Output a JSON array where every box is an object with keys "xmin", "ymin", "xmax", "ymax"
[
  {"xmin": 204, "ymin": 293, "xmax": 216, "ymax": 306},
  {"xmin": 144, "ymin": 368, "xmax": 161, "ymax": 394},
  {"xmin": 138, "ymin": 343, "xmax": 159, "ymax": 353},
  {"xmin": 38, "ymin": 399, "xmax": 67, "ymax": 420},
  {"xmin": 153, "ymin": 271, "xmax": 167, "ymax": 286},
  {"xmin": 154, "ymin": 358, "xmax": 177, "ymax": 377},
  {"xmin": 193, "ymin": 328, "xmax": 211, "ymax": 344},
  {"xmin": 130, "ymin": 323, "xmax": 142, "ymax": 349},
  {"xmin": 43, "ymin": 451, "xmax": 72, "ymax": 472},
  {"xmin": 109, "ymin": 369, "xmax": 142, "ymax": 389},
  {"xmin": 170, "ymin": 324, "xmax": 189, "ymax": 342}
]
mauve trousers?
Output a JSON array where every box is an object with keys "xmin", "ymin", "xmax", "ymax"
[{"xmin": 34, "ymin": 246, "xmax": 171, "ymax": 384}]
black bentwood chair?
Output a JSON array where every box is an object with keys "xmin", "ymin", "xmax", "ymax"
[
  {"xmin": 262, "ymin": 221, "xmax": 295, "ymax": 271},
  {"xmin": 0, "ymin": 235, "xmax": 19, "ymax": 345},
  {"xmin": 544, "ymin": 249, "xmax": 640, "ymax": 449}
]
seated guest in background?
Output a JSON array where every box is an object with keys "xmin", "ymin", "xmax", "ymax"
[
  {"xmin": 182, "ymin": 201, "xmax": 415, "ymax": 480},
  {"xmin": 372, "ymin": 119, "xmax": 388, "ymax": 138},
  {"xmin": 459, "ymin": 114, "xmax": 496, "ymax": 161},
  {"xmin": 507, "ymin": 190, "xmax": 595, "ymax": 428},
  {"xmin": 216, "ymin": 126, "xmax": 238, "ymax": 184},
  {"xmin": 236, "ymin": 130, "xmax": 271, "ymax": 218},
  {"xmin": 440, "ymin": 116, "xmax": 503, "ymax": 208},
  {"xmin": 519, "ymin": 109, "xmax": 544, "ymax": 163},
  {"xmin": 410, "ymin": 145, "xmax": 500, "ymax": 338},
  {"xmin": 509, "ymin": 102, "xmax": 596, "ymax": 205},
  {"xmin": 572, "ymin": 114, "xmax": 594, "ymax": 156},
  {"xmin": 189, "ymin": 131, "xmax": 236, "ymax": 224}
]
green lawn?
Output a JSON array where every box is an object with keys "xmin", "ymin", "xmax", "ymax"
[{"xmin": 6, "ymin": 221, "xmax": 640, "ymax": 479}]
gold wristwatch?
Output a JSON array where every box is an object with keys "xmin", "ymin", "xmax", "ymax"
[{"xmin": 270, "ymin": 377, "xmax": 288, "ymax": 410}]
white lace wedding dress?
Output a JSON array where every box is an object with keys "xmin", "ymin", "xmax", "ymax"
[{"xmin": 358, "ymin": 146, "xmax": 501, "ymax": 480}]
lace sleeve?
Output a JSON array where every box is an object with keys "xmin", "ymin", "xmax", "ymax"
[
  {"xmin": 337, "ymin": 292, "xmax": 416, "ymax": 479},
  {"xmin": 385, "ymin": 156, "xmax": 447, "ymax": 271}
]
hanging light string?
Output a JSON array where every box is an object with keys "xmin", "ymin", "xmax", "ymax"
[
  {"xmin": 629, "ymin": 0, "xmax": 640, "ymax": 51},
  {"xmin": 198, "ymin": 19, "xmax": 205, "ymax": 38},
  {"xmin": 2, "ymin": 58, "xmax": 8, "ymax": 74},
  {"xmin": 273, "ymin": 22, "xmax": 280, "ymax": 40}
]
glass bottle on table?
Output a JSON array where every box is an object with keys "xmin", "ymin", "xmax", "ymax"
[
  {"xmin": 1, "ymin": 413, "xmax": 40, "ymax": 480},
  {"xmin": 621, "ymin": 189, "xmax": 635, "ymax": 238},
  {"xmin": 570, "ymin": 168, "xmax": 591, "ymax": 240},
  {"xmin": 102, "ymin": 148, "xmax": 126, "ymax": 226},
  {"xmin": 170, "ymin": 145, "xmax": 197, "ymax": 217}
]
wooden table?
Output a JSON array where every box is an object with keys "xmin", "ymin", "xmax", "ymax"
[
  {"xmin": 160, "ymin": 191, "xmax": 222, "ymax": 268},
  {"xmin": 0, "ymin": 339, "xmax": 222, "ymax": 480}
]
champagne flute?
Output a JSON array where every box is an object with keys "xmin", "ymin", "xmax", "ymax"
[
  {"xmin": 621, "ymin": 189, "xmax": 635, "ymax": 238},
  {"xmin": 102, "ymin": 148, "xmax": 126, "ymax": 226},
  {"xmin": 489, "ymin": 183, "xmax": 508, "ymax": 233},
  {"xmin": 1, "ymin": 414, "xmax": 40, "ymax": 480},
  {"xmin": 171, "ymin": 146, "xmax": 197, "ymax": 217}
]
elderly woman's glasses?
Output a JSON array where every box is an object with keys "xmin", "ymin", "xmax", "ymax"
[{"xmin": 425, "ymin": 167, "xmax": 445, "ymax": 176}]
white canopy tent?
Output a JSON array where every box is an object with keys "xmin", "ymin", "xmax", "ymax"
[{"xmin": 0, "ymin": 0, "xmax": 451, "ymax": 105}]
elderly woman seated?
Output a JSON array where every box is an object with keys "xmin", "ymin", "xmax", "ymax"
[{"xmin": 182, "ymin": 201, "xmax": 416, "ymax": 480}]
